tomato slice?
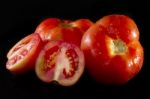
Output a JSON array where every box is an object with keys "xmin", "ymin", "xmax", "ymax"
[
  {"xmin": 35, "ymin": 41, "xmax": 85, "ymax": 86},
  {"xmin": 6, "ymin": 33, "xmax": 43, "ymax": 74}
]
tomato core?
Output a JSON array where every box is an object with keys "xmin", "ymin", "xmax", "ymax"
[{"xmin": 112, "ymin": 39, "xmax": 127, "ymax": 55}]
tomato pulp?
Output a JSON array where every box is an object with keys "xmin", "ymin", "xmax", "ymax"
[{"xmin": 6, "ymin": 33, "xmax": 43, "ymax": 74}]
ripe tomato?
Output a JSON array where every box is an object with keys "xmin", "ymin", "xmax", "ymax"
[
  {"xmin": 35, "ymin": 18, "xmax": 61, "ymax": 42},
  {"xmin": 35, "ymin": 18, "xmax": 93, "ymax": 46},
  {"xmin": 71, "ymin": 19, "xmax": 94, "ymax": 33},
  {"xmin": 6, "ymin": 33, "xmax": 43, "ymax": 74},
  {"xmin": 81, "ymin": 14, "xmax": 144, "ymax": 85},
  {"xmin": 35, "ymin": 41, "xmax": 85, "ymax": 86}
]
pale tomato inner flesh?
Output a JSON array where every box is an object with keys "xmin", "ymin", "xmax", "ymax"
[
  {"xmin": 43, "ymin": 45, "xmax": 79, "ymax": 81},
  {"xmin": 6, "ymin": 40, "xmax": 35, "ymax": 67}
]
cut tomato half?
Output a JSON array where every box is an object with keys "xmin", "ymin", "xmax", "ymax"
[{"xmin": 35, "ymin": 41, "xmax": 85, "ymax": 86}]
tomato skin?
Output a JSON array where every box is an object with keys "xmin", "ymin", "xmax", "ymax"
[
  {"xmin": 35, "ymin": 41, "xmax": 85, "ymax": 86},
  {"xmin": 71, "ymin": 19, "xmax": 94, "ymax": 33},
  {"xmin": 35, "ymin": 18, "xmax": 61, "ymax": 42},
  {"xmin": 81, "ymin": 14, "xmax": 144, "ymax": 85},
  {"xmin": 35, "ymin": 18, "xmax": 93, "ymax": 46},
  {"xmin": 96, "ymin": 15, "xmax": 139, "ymax": 43},
  {"xmin": 6, "ymin": 33, "xmax": 43, "ymax": 74}
]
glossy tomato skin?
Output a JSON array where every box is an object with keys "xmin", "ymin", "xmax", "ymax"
[
  {"xmin": 35, "ymin": 18, "xmax": 61, "ymax": 42},
  {"xmin": 35, "ymin": 18, "xmax": 93, "ymax": 46},
  {"xmin": 6, "ymin": 33, "xmax": 43, "ymax": 74},
  {"xmin": 72, "ymin": 19, "xmax": 94, "ymax": 33},
  {"xmin": 81, "ymin": 14, "xmax": 144, "ymax": 85},
  {"xmin": 96, "ymin": 15, "xmax": 140, "ymax": 43},
  {"xmin": 35, "ymin": 41, "xmax": 85, "ymax": 86}
]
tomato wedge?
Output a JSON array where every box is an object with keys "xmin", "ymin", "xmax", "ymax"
[{"xmin": 6, "ymin": 33, "xmax": 43, "ymax": 74}]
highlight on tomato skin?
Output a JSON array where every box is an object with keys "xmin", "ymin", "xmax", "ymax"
[
  {"xmin": 6, "ymin": 33, "xmax": 43, "ymax": 74},
  {"xmin": 35, "ymin": 41, "xmax": 85, "ymax": 86},
  {"xmin": 71, "ymin": 19, "xmax": 94, "ymax": 33},
  {"xmin": 95, "ymin": 14, "xmax": 140, "ymax": 43},
  {"xmin": 35, "ymin": 18, "xmax": 61, "ymax": 41},
  {"xmin": 81, "ymin": 14, "xmax": 144, "ymax": 85},
  {"xmin": 35, "ymin": 18, "xmax": 93, "ymax": 46}
]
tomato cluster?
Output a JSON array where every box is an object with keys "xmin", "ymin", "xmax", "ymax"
[{"xmin": 6, "ymin": 15, "xmax": 144, "ymax": 86}]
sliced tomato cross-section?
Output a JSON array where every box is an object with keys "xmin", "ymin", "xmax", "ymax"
[
  {"xmin": 35, "ymin": 41, "xmax": 85, "ymax": 86},
  {"xmin": 6, "ymin": 33, "xmax": 43, "ymax": 74}
]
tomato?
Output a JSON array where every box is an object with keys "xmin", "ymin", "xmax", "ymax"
[
  {"xmin": 35, "ymin": 18, "xmax": 61, "ymax": 42},
  {"xmin": 71, "ymin": 19, "xmax": 94, "ymax": 33},
  {"xmin": 35, "ymin": 41, "xmax": 85, "ymax": 86},
  {"xmin": 6, "ymin": 33, "xmax": 43, "ymax": 74},
  {"xmin": 35, "ymin": 18, "xmax": 93, "ymax": 46},
  {"xmin": 81, "ymin": 14, "xmax": 144, "ymax": 85}
]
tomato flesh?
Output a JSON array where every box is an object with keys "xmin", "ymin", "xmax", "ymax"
[
  {"xmin": 6, "ymin": 34, "xmax": 43, "ymax": 74},
  {"xmin": 36, "ymin": 41, "xmax": 85, "ymax": 86}
]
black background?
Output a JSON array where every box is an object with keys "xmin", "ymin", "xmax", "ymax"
[{"xmin": 0, "ymin": 0, "xmax": 149, "ymax": 99}]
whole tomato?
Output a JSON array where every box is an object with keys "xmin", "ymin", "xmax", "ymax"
[
  {"xmin": 81, "ymin": 14, "xmax": 144, "ymax": 85},
  {"xmin": 35, "ymin": 18, "xmax": 93, "ymax": 46}
]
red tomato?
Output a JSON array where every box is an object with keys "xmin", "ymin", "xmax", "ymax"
[
  {"xmin": 35, "ymin": 18, "xmax": 61, "ymax": 42},
  {"xmin": 71, "ymin": 19, "xmax": 94, "ymax": 33},
  {"xmin": 35, "ymin": 41, "xmax": 85, "ymax": 86},
  {"xmin": 6, "ymin": 33, "xmax": 43, "ymax": 74},
  {"xmin": 35, "ymin": 18, "xmax": 93, "ymax": 46},
  {"xmin": 81, "ymin": 15, "xmax": 144, "ymax": 85}
]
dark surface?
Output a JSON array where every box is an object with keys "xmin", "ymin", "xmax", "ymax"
[{"xmin": 0, "ymin": 0, "xmax": 149, "ymax": 98}]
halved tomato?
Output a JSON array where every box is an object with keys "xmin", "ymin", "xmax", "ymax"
[
  {"xmin": 35, "ymin": 41, "xmax": 85, "ymax": 86},
  {"xmin": 6, "ymin": 33, "xmax": 43, "ymax": 74}
]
